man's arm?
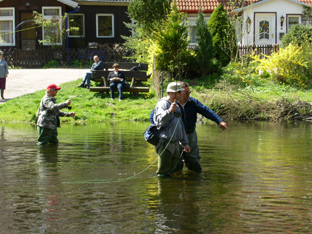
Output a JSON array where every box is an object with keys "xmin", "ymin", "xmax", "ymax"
[
  {"xmin": 43, "ymin": 98, "xmax": 70, "ymax": 111},
  {"xmin": 193, "ymin": 97, "xmax": 223, "ymax": 124},
  {"xmin": 154, "ymin": 101, "xmax": 173, "ymax": 128}
]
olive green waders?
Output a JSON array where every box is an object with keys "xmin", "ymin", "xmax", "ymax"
[
  {"xmin": 37, "ymin": 126, "xmax": 58, "ymax": 145},
  {"xmin": 156, "ymin": 141, "xmax": 182, "ymax": 176}
]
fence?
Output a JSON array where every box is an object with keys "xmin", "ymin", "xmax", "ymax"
[
  {"xmin": 2, "ymin": 45, "xmax": 133, "ymax": 68},
  {"xmin": 238, "ymin": 44, "xmax": 280, "ymax": 57},
  {"xmin": 2, "ymin": 44, "xmax": 280, "ymax": 68}
]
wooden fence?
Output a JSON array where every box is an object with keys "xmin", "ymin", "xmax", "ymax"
[
  {"xmin": 238, "ymin": 44, "xmax": 280, "ymax": 57},
  {"xmin": 1, "ymin": 44, "xmax": 280, "ymax": 68},
  {"xmin": 2, "ymin": 46, "xmax": 133, "ymax": 68}
]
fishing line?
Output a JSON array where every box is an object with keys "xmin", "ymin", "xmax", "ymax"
[
  {"xmin": 64, "ymin": 119, "xmax": 181, "ymax": 184},
  {"xmin": 0, "ymin": 25, "xmax": 42, "ymax": 37}
]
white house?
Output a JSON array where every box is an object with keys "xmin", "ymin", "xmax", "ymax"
[
  {"xmin": 237, "ymin": 0, "xmax": 312, "ymax": 45},
  {"xmin": 176, "ymin": 0, "xmax": 312, "ymax": 46}
]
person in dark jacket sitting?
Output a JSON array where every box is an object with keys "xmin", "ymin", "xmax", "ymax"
[
  {"xmin": 108, "ymin": 63, "xmax": 126, "ymax": 101},
  {"xmin": 177, "ymin": 81, "xmax": 228, "ymax": 172},
  {"xmin": 77, "ymin": 55, "xmax": 104, "ymax": 89}
]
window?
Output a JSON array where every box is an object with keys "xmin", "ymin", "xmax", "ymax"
[
  {"xmin": 0, "ymin": 8, "xmax": 15, "ymax": 46},
  {"xmin": 42, "ymin": 7, "xmax": 62, "ymax": 45},
  {"xmin": 68, "ymin": 14, "xmax": 84, "ymax": 37},
  {"xmin": 259, "ymin": 20, "xmax": 269, "ymax": 40},
  {"xmin": 287, "ymin": 15, "xmax": 301, "ymax": 31},
  {"xmin": 189, "ymin": 25, "xmax": 197, "ymax": 44},
  {"xmin": 96, "ymin": 14, "xmax": 114, "ymax": 38}
]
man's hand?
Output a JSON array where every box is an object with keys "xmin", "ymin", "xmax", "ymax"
[
  {"xmin": 69, "ymin": 112, "xmax": 75, "ymax": 117},
  {"xmin": 183, "ymin": 145, "xmax": 191, "ymax": 153},
  {"xmin": 219, "ymin": 121, "xmax": 228, "ymax": 130},
  {"xmin": 169, "ymin": 102, "xmax": 178, "ymax": 113},
  {"xmin": 65, "ymin": 99, "xmax": 71, "ymax": 106}
]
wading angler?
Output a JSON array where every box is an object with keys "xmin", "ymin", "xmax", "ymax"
[{"xmin": 36, "ymin": 84, "xmax": 75, "ymax": 145}]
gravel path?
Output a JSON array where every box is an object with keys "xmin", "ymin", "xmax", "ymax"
[{"xmin": 0, "ymin": 68, "xmax": 89, "ymax": 104}]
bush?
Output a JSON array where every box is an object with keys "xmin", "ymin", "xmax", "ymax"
[
  {"xmin": 208, "ymin": 4, "xmax": 235, "ymax": 66},
  {"xmin": 221, "ymin": 60, "xmax": 262, "ymax": 87},
  {"xmin": 251, "ymin": 43, "xmax": 312, "ymax": 87},
  {"xmin": 44, "ymin": 60, "xmax": 59, "ymax": 68},
  {"xmin": 281, "ymin": 24, "xmax": 312, "ymax": 47}
]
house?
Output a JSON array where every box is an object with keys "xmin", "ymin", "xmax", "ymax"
[
  {"xmin": 0, "ymin": 0, "xmax": 131, "ymax": 50},
  {"xmin": 176, "ymin": 0, "xmax": 312, "ymax": 46}
]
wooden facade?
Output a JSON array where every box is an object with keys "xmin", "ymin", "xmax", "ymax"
[
  {"xmin": 0, "ymin": 0, "xmax": 131, "ymax": 50},
  {"xmin": 67, "ymin": 5, "xmax": 131, "ymax": 48},
  {"xmin": 0, "ymin": 0, "xmax": 68, "ymax": 50}
]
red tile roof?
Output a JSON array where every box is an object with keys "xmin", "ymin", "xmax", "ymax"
[{"xmin": 176, "ymin": 0, "xmax": 312, "ymax": 12}]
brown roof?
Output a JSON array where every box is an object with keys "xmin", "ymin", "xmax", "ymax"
[{"xmin": 176, "ymin": 0, "xmax": 312, "ymax": 12}]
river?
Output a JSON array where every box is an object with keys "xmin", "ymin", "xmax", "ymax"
[{"xmin": 0, "ymin": 121, "xmax": 312, "ymax": 233}]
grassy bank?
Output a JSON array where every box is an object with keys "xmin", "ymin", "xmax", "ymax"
[
  {"xmin": 0, "ymin": 79, "xmax": 157, "ymax": 123},
  {"xmin": 1, "ymin": 78, "xmax": 312, "ymax": 123}
]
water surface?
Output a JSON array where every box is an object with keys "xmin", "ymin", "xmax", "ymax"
[{"xmin": 1, "ymin": 121, "xmax": 312, "ymax": 233}]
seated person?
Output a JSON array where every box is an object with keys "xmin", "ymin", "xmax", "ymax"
[
  {"xmin": 78, "ymin": 55, "xmax": 104, "ymax": 89},
  {"xmin": 108, "ymin": 63, "xmax": 126, "ymax": 101}
]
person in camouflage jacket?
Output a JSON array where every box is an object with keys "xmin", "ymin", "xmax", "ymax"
[{"xmin": 36, "ymin": 84, "xmax": 75, "ymax": 145}]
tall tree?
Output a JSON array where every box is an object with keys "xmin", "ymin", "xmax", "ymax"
[
  {"xmin": 156, "ymin": 2, "xmax": 190, "ymax": 80},
  {"xmin": 208, "ymin": 4, "xmax": 234, "ymax": 66},
  {"xmin": 128, "ymin": 0, "xmax": 171, "ymax": 32},
  {"xmin": 124, "ymin": 0, "xmax": 171, "ymax": 62},
  {"xmin": 195, "ymin": 11, "xmax": 214, "ymax": 76}
]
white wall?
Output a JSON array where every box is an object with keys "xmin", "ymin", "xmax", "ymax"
[{"xmin": 240, "ymin": 0, "xmax": 305, "ymax": 46}]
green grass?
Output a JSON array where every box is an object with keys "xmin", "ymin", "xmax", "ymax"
[
  {"xmin": 0, "ymin": 79, "xmax": 157, "ymax": 123},
  {"xmin": 1, "ymin": 78, "xmax": 312, "ymax": 123}
]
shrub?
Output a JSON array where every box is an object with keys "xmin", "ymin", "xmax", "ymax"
[
  {"xmin": 251, "ymin": 43, "xmax": 312, "ymax": 87},
  {"xmin": 281, "ymin": 24, "xmax": 312, "ymax": 47},
  {"xmin": 195, "ymin": 12, "xmax": 214, "ymax": 76},
  {"xmin": 156, "ymin": 2, "xmax": 191, "ymax": 79},
  {"xmin": 208, "ymin": 4, "xmax": 235, "ymax": 66},
  {"xmin": 44, "ymin": 60, "xmax": 59, "ymax": 68}
]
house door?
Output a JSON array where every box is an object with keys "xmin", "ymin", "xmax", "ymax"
[
  {"xmin": 255, "ymin": 14, "xmax": 275, "ymax": 45},
  {"xmin": 20, "ymin": 12, "xmax": 37, "ymax": 50}
]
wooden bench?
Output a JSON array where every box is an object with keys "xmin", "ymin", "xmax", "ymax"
[{"xmin": 90, "ymin": 62, "xmax": 150, "ymax": 93}]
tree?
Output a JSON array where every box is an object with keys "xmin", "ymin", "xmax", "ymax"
[
  {"xmin": 208, "ymin": 3, "xmax": 235, "ymax": 66},
  {"xmin": 123, "ymin": 0, "xmax": 171, "ymax": 63},
  {"xmin": 195, "ymin": 11, "xmax": 214, "ymax": 76},
  {"xmin": 303, "ymin": 5, "xmax": 312, "ymax": 25},
  {"xmin": 33, "ymin": 11, "xmax": 78, "ymax": 47},
  {"xmin": 156, "ymin": 2, "xmax": 191, "ymax": 80},
  {"xmin": 281, "ymin": 24, "xmax": 312, "ymax": 47},
  {"xmin": 128, "ymin": 0, "xmax": 171, "ymax": 32}
]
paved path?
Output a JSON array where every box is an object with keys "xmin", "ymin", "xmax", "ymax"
[{"xmin": 0, "ymin": 68, "xmax": 89, "ymax": 104}]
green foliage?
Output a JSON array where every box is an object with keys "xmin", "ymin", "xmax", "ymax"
[
  {"xmin": 33, "ymin": 11, "xmax": 79, "ymax": 48},
  {"xmin": 208, "ymin": 4, "xmax": 234, "ymax": 66},
  {"xmin": 156, "ymin": 2, "xmax": 191, "ymax": 79},
  {"xmin": 195, "ymin": 12, "xmax": 215, "ymax": 76},
  {"xmin": 220, "ymin": 61, "xmax": 263, "ymax": 87},
  {"xmin": 303, "ymin": 5, "xmax": 312, "ymax": 25},
  {"xmin": 128, "ymin": 0, "xmax": 170, "ymax": 32},
  {"xmin": 122, "ymin": 23, "xmax": 152, "ymax": 63},
  {"xmin": 281, "ymin": 24, "xmax": 312, "ymax": 47},
  {"xmin": 251, "ymin": 43, "xmax": 312, "ymax": 87},
  {"xmin": 44, "ymin": 60, "xmax": 59, "ymax": 68}
]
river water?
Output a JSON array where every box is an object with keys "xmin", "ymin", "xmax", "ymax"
[{"xmin": 1, "ymin": 121, "xmax": 312, "ymax": 233}]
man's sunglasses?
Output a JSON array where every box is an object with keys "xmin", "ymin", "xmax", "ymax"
[{"xmin": 184, "ymin": 91, "xmax": 191, "ymax": 94}]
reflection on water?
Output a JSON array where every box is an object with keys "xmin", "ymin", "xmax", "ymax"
[{"xmin": 1, "ymin": 121, "xmax": 312, "ymax": 233}]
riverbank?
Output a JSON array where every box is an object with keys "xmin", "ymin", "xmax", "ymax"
[{"xmin": 1, "ymin": 77, "xmax": 312, "ymax": 123}]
